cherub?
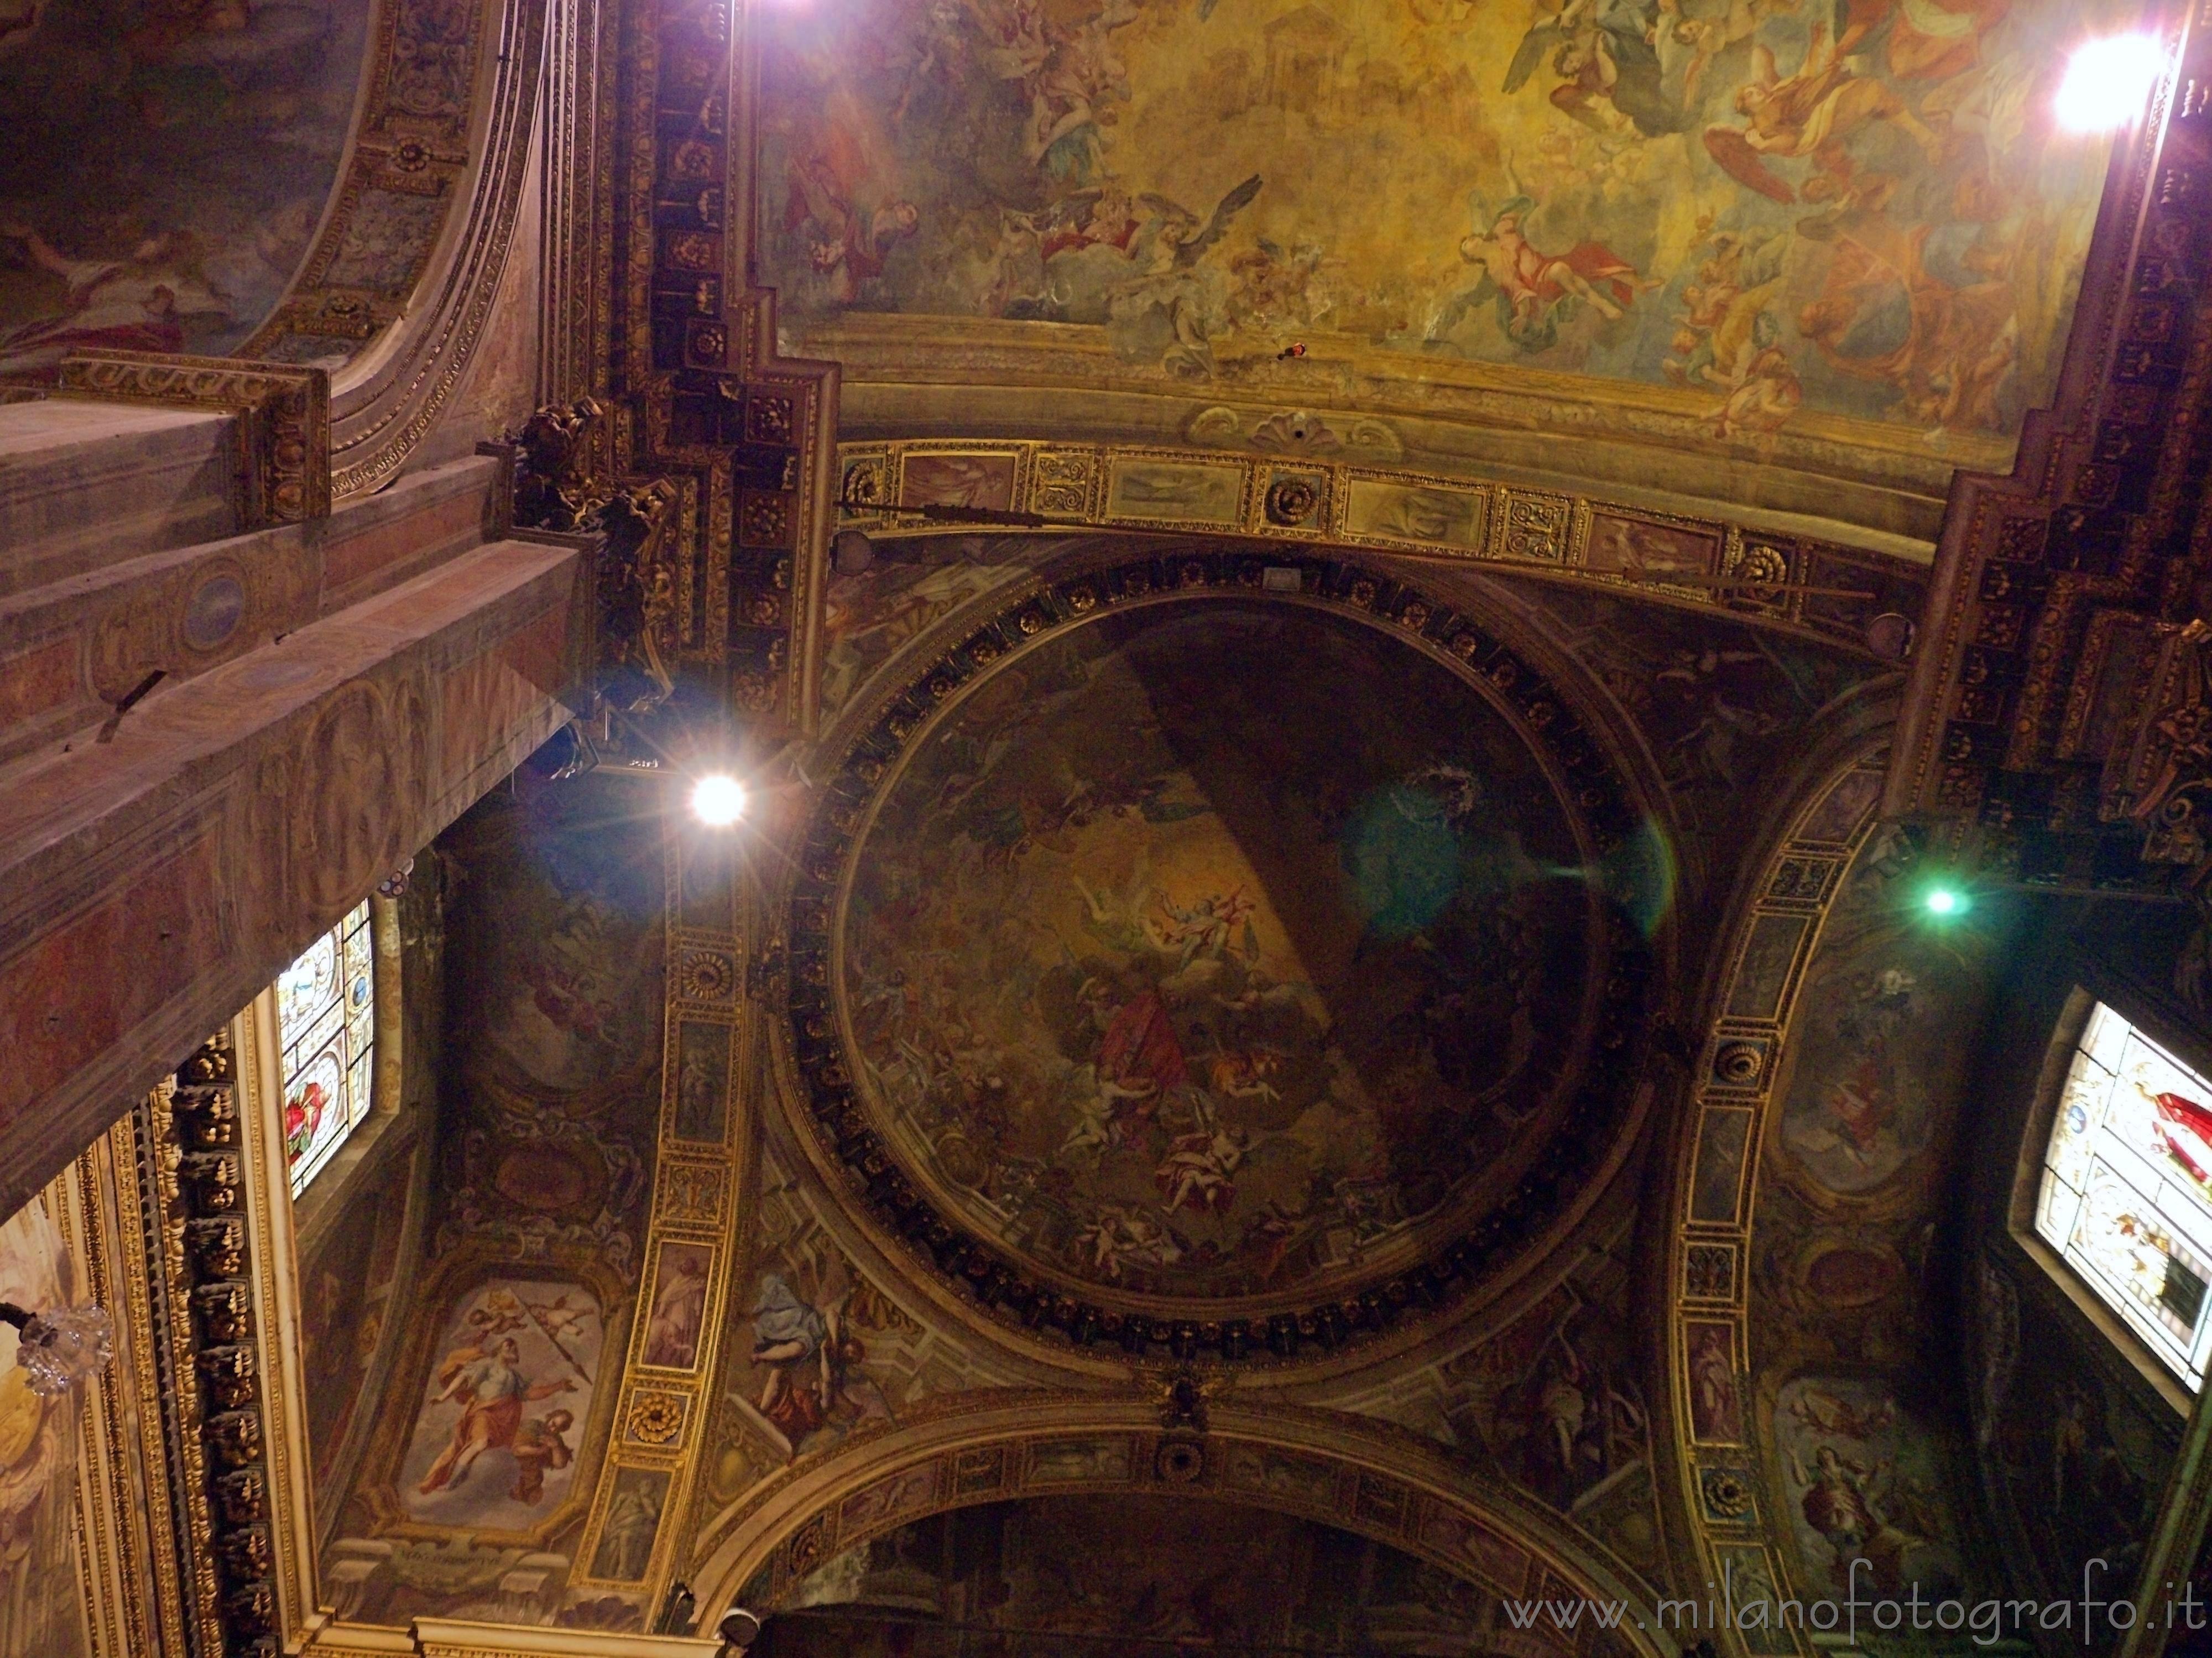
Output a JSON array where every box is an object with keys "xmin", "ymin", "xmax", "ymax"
[
  {"xmin": 1504, "ymin": 0, "xmax": 1687, "ymax": 136},
  {"xmin": 1711, "ymin": 343, "xmax": 1803, "ymax": 436},
  {"xmin": 1432, "ymin": 191, "xmax": 1648, "ymax": 352},
  {"xmin": 1207, "ymin": 1049, "xmax": 1284, "ymax": 1105},
  {"xmin": 1150, "ymin": 888, "xmax": 1254, "ymax": 968},
  {"xmin": 1702, "ymin": 26, "xmax": 1939, "ymax": 205}
]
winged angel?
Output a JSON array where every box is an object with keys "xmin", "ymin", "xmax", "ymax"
[
  {"xmin": 735, "ymin": 1254, "xmax": 895, "ymax": 1463},
  {"xmin": 1503, "ymin": 0, "xmax": 1688, "ymax": 137},
  {"xmin": 1430, "ymin": 191, "xmax": 1648, "ymax": 353},
  {"xmin": 1103, "ymin": 174, "xmax": 1263, "ymax": 377}
]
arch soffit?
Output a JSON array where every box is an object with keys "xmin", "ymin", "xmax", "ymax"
[
  {"xmin": 686, "ymin": 1395, "xmax": 1681, "ymax": 1657},
  {"xmin": 240, "ymin": 0, "xmax": 548, "ymax": 500},
  {"xmin": 1654, "ymin": 731, "xmax": 1929, "ymax": 1632}
]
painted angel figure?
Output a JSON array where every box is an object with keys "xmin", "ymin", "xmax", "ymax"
[
  {"xmin": 1700, "ymin": 27, "xmax": 1940, "ymax": 207},
  {"xmin": 0, "ymin": 223, "xmax": 231, "ymax": 379},
  {"xmin": 1503, "ymin": 0, "xmax": 1688, "ymax": 136},
  {"xmin": 1103, "ymin": 174, "xmax": 1263, "ymax": 377},
  {"xmin": 782, "ymin": 153, "xmax": 919, "ymax": 305},
  {"xmin": 745, "ymin": 1265, "xmax": 893, "ymax": 1461},
  {"xmin": 1433, "ymin": 192, "xmax": 1648, "ymax": 352}
]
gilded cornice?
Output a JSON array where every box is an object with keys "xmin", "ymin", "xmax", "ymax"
[
  {"xmin": 234, "ymin": 0, "xmax": 552, "ymax": 502},
  {"xmin": 1884, "ymin": 6, "xmax": 2212, "ymax": 898},
  {"xmin": 50, "ymin": 353, "xmax": 332, "ymax": 527},
  {"xmin": 806, "ymin": 317, "xmax": 2007, "ymax": 547},
  {"xmin": 835, "ymin": 437, "xmax": 1932, "ymax": 663}
]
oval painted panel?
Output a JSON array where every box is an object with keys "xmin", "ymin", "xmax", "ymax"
[{"xmin": 182, "ymin": 573, "xmax": 247, "ymax": 652}]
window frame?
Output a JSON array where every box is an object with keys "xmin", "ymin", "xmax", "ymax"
[
  {"xmin": 274, "ymin": 899, "xmax": 379, "ymax": 1196},
  {"xmin": 237, "ymin": 895, "xmax": 408, "ymax": 1237},
  {"xmin": 2008, "ymin": 981, "xmax": 2212, "ymax": 1416}
]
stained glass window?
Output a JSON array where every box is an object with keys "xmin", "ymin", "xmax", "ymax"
[
  {"xmin": 2036, "ymin": 1000, "xmax": 2212, "ymax": 1390},
  {"xmin": 278, "ymin": 901, "xmax": 376, "ymax": 1195}
]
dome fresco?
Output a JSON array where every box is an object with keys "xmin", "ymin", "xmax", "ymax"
[{"xmin": 786, "ymin": 559, "xmax": 1662, "ymax": 1348}]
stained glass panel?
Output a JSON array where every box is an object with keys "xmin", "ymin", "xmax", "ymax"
[
  {"xmin": 279, "ymin": 901, "xmax": 375, "ymax": 1195},
  {"xmin": 2036, "ymin": 1000, "xmax": 2212, "ymax": 1389}
]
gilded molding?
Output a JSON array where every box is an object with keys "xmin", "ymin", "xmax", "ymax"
[
  {"xmin": 302, "ymin": 1616, "xmax": 719, "ymax": 1658},
  {"xmin": 54, "ymin": 351, "xmax": 332, "ymax": 525},
  {"xmin": 166, "ymin": 1031, "xmax": 289, "ymax": 1658},
  {"xmin": 568, "ymin": 818, "xmax": 754, "ymax": 1609},
  {"xmin": 834, "ymin": 437, "xmax": 1931, "ymax": 663},
  {"xmin": 234, "ymin": 994, "xmax": 324, "ymax": 1655},
  {"xmin": 1658, "ymin": 748, "xmax": 1888, "ymax": 1654},
  {"xmin": 1884, "ymin": 7, "xmax": 2212, "ymax": 881},
  {"xmin": 223, "ymin": 0, "xmax": 552, "ymax": 502},
  {"xmin": 110, "ymin": 1092, "xmax": 205, "ymax": 1658},
  {"xmin": 62, "ymin": 1136, "xmax": 179, "ymax": 1658},
  {"xmin": 598, "ymin": 0, "xmax": 839, "ymax": 738}
]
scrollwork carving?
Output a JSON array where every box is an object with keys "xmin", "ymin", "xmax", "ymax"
[
  {"xmin": 507, "ymin": 399, "xmax": 686, "ymax": 717},
  {"xmin": 55, "ymin": 352, "xmax": 330, "ymax": 525}
]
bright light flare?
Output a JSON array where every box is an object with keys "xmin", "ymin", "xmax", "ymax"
[
  {"xmin": 692, "ymin": 773, "xmax": 748, "ymax": 827},
  {"xmin": 2056, "ymin": 34, "xmax": 2165, "ymax": 133},
  {"xmin": 1924, "ymin": 887, "xmax": 1967, "ymax": 917}
]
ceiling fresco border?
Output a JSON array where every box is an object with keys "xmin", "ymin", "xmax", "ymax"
[
  {"xmin": 684, "ymin": 1395, "xmax": 1678, "ymax": 1656},
  {"xmin": 560, "ymin": 816, "xmax": 758, "ymax": 1619},
  {"xmin": 743, "ymin": 0, "xmax": 2187, "ymax": 551},
  {"xmin": 816, "ymin": 324, "xmax": 1990, "ymax": 548},
  {"xmin": 1661, "ymin": 745, "xmax": 1897, "ymax": 1652},
  {"xmin": 774, "ymin": 546, "xmax": 1666, "ymax": 1364},
  {"xmin": 833, "ymin": 439, "xmax": 1931, "ymax": 665}
]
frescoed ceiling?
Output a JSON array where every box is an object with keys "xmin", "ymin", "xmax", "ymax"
[
  {"xmin": 0, "ymin": 0, "xmax": 371, "ymax": 373},
  {"xmin": 755, "ymin": 0, "xmax": 2141, "ymax": 540},
  {"xmin": 12, "ymin": 0, "xmax": 2212, "ymax": 1637},
  {"xmin": 279, "ymin": 503, "xmax": 2042, "ymax": 1649}
]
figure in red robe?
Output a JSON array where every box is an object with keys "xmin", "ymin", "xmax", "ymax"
[
  {"xmin": 418, "ymin": 1338, "xmax": 575, "ymax": 1494},
  {"xmin": 2154, "ymin": 1091, "xmax": 2212, "ymax": 1190},
  {"xmin": 1096, "ymin": 984, "xmax": 1188, "ymax": 1097}
]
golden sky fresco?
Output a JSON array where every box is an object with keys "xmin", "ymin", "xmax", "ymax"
[{"xmin": 758, "ymin": 0, "xmax": 2134, "ymax": 445}]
